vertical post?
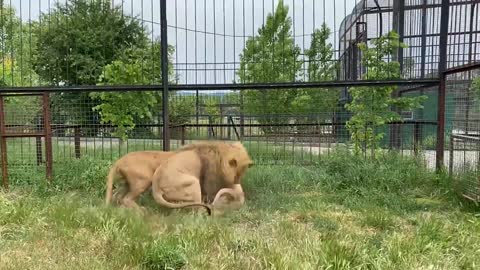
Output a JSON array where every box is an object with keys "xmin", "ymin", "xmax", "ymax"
[
  {"xmin": 74, "ymin": 127, "xmax": 81, "ymax": 159},
  {"xmin": 160, "ymin": 0, "xmax": 170, "ymax": 151},
  {"xmin": 0, "ymin": 96, "xmax": 8, "ymax": 190},
  {"xmin": 240, "ymin": 91, "xmax": 245, "ymax": 137},
  {"xmin": 35, "ymin": 116, "xmax": 42, "ymax": 165},
  {"xmin": 413, "ymin": 122, "xmax": 420, "ymax": 156},
  {"xmin": 220, "ymin": 105, "xmax": 224, "ymax": 139},
  {"xmin": 181, "ymin": 125, "xmax": 185, "ymax": 146},
  {"xmin": 397, "ymin": 0, "xmax": 405, "ymax": 73},
  {"xmin": 196, "ymin": 90, "xmax": 199, "ymax": 134},
  {"xmin": 420, "ymin": 0, "xmax": 427, "ymax": 79},
  {"xmin": 437, "ymin": 73, "xmax": 447, "ymax": 171},
  {"xmin": 436, "ymin": 0, "xmax": 449, "ymax": 172},
  {"xmin": 42, "ymin": 92, "xmax": 53, "ymax": 182},
  {"xmin": 35, "ymin": 136, "xmax": 43, "ymax": 165},
  {"xmin": 449, "ymin": 135, "xmax": 454, "ymax": 177}
]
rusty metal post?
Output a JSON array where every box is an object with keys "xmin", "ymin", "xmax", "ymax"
[
  {"xmin": 436, "ymin": 0, "xmax": 449, "ymax": 172},
  {"xmin": 42, "ymin": 92, "xmax": 53, "ymax": 182},
  {"xmin": 436, "ymin": 73, "xmax": 446, "ymax": 172},
  {"xmin": 74, "ymin": 127, "xmax": 81, "ymax": 159},
  {"xmin": 36, "ymin": 136, "xmax": 43, "ymax": 165},
  {"xmin": 160, "ymin": 0, "xmax": 170, "ymax": 151},
  {"xmin": 181, "ymin": 125, "xmax": 185, "ymax": 145},
  {"xmin": 0, "ymin": 95, "xmax": 8, "ymax": 190}
]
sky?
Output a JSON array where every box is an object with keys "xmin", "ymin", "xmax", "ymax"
[{"xmin": 7, "ymin": 0, "xmax": 360, "ymax": 85}]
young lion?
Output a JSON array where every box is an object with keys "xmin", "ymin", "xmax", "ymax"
[
  {"xmin": 150, "ymin": 141, "xmax": 253, "ymax": 214},
  {"xmin": 105, "ymin": 150, "xmax": 175, "ymax": 211}
]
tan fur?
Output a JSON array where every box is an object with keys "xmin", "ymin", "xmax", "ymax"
[
  {"xmin": 151, "ymin": 141, "xmax": 252, "ymax": 214},
  {"xmin": 105, "ymin": 150, "xmax": 175, "ymax": 211},
  {"xmin": 211, "ymin": 184, "xmax": 245, "ymax": 216}
]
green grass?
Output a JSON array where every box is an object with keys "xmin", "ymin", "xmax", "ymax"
[{"xmin": 1, "ymin": 150, "xmax": 480, "ymax": 269}]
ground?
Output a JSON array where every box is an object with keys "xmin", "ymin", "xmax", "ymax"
[{"xmin": 0, "ymin": 151, "xmax": 479, "ymax": 269}]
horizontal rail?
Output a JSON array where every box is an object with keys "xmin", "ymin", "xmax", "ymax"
[
  {"xmin": 444, "ymin": 62, "xmax": 480, "ymax": 75},
  {"xmin": 451, "ymin": 134, "xmax": 480, "ymax": 142},
  {"xmin": 0, "ymin": 79, "xmax": 440, "ymax": 93},
  {"xmin": 4, "ymin": 121, "xmax": 438, "ymax": 130}
]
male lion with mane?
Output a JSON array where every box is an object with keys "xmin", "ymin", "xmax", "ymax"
[{"xmin": 150, "ymin": 141, "xmax": 253, "ymax": 215}]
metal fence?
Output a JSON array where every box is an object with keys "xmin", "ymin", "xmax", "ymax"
[
  {"xmin": 444, "ymin": 63, "xmax": 480, "ymax": 202},
  {"xmin": 0, "ymin": 0, "xmax": 479, "ymax": 194}
]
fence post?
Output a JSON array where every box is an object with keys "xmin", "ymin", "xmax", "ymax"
[
  {"xmin": 436, "ymin": 0, "xmax": 449, "ymax": 172},
  {"xmin": 35, "ymin": 116, "xmax": 43, "ymax": 166},
  {"xmin": 42, "ymin": 92, "xmax": 53, "ymax": 183},
  {"xmin": 0, "ymin": 96, "xmax": 8, "ymax": 190},
  {"xmin": 74, "ymin": 127, "xmax": 81, "ymax": 159},
  {"xmin": 160, "ymin": 0, "xmax": 170, "ymax": 151},
  {"xmin": 36, "ymin": 136, "xmax": 43, "ymax": 165},
  {"xmin": 181, "ymin": 125, "xmax": 185, "ymax": 145},
  {"xmin": 449, "ymin": 135, "xmax": 454, "ymax": 177}
]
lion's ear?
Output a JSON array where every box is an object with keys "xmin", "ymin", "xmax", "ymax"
[{"xmin": 228, "ymin": 158, "xmax": 237, "ymax": 167}]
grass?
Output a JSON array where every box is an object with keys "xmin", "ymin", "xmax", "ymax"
[{"xmin": 1, "ymin": 149, "xmax": 480, "ymax": 269}]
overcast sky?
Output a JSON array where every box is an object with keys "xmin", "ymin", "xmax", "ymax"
[{"xmin": 8, "ymin": 0, "xmax": 361, "ymax": 84}]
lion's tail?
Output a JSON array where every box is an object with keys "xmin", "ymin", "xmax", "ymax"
[
  {"xmin": 105, "ymin": 163, "xmax": 118, "ymax": 205},
  {"xmin": 152, "ymin": 190, "xmax": 212, "ymax": 215}
]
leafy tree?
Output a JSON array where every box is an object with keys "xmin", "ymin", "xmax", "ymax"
[
  {"xmin": 0, "ymin": 4, "xmax": 42, "ymax": 125},
  {"xmin": 90, "ymin": 43, "xmax": 175, "ymax": 141},
  {"xmin": 34, "ymin": 0, "xmax": 149, "ymax": 132},
  {"xmin": 237, "ymin": 0, "xmax": 301, "ymax": 132},
  {"xmin": 0, "ymin": 4, "xmax": 40, "ymax": 87},
  {"xmin": 204, "ymin": 99, "xmax": 221, "ymax": 124},
  {"xmin": 345, "ymin": 31, "xmax": 427, "ymax": 157},
  {"xmin": 292, "ymin": 24, "xmax": 339, "ymax": 127}
]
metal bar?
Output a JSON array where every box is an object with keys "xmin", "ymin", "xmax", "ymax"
[
  {"xmin": 36, "ymin": 136, "xmax": 43, "ymax": 166},
  {"xmin": 179, "ymin": 120, "xmax": 438, "ymax": 128},
  {"xmin": 451, "ymin": 134, "xmax": 480, "ymax": 142},
  {"xmin": 228, "ymin": 116, "xmax": 240, "ymax": 140},
  {"xmin": 436, "ymin": 0, "xmax": 450, "ymax": 172},
  {"xmin": 1, "ymin": 133, "xmax": 45, "ymax": 138},
  {"xmin": 436, "ymin": 72, "xmax": 447, "ymax": 172},
  {"xmin": 449, "ymin": 134, "xmax": 454, "ymax": 177},
  {"xmin": 420, "ymin": 0, "xmax": 427, "ymax": 79},
  {"xmin": 0, "ymin": 79, "xmax": 441, "ymax": 93},
  {"xmin": 181, "ymin": 125, "xmax": 185, "ymax": 146},
  {"xmin": 0, "ymin": 95, "xmax": 8, "ymax": 190},
  {"xmin": 74, "ymin": 127, "xmax": 81, "ymax": 159},
  {"xmin": 444, "ymin": 62, "xmax": 480, "ymax": 75},
  {"xmin": 0, "ymin": 93, "xmax": 44, "ymax": 97},
  {"xmin": 42, "ymin": 93, "xmax": 53, "ymax": 182},
  {"xmin": 160, "ymin": 0, "xmax": 170, "ymax": 151}
]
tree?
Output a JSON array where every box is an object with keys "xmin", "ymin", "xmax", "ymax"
[
  {"xmin": 0, "ymin": 4, "xmax": 42, "ymax": 125},
  {"xmin": 34, "ymin": 0, "xmax": 149, "ymax": 132},
  {"xmin": 237, "ymin": 0, "xmax": 301, "ymax": 132},
  {"xmin": 291, "ymin": 24, "xmax": 339, "ymax": 126},
  {"xmin": 345, "ymin": 31, "xmax": 427, "ymax": 157},
  {"xmin": 90, "ymin": 43, "xmax": 175, "ymax": 141},
  {"xmin": 1, "ymin": 4, "xmax": 40, "ymax": 87}
]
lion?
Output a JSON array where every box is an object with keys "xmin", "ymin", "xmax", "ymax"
[
  {"xmin": 150, "ymin": 141, "xmax": 253, "ymax": 215},
  {"xmin": 105, "ymin": 150, "xmax": 176, "ymax": 211}
]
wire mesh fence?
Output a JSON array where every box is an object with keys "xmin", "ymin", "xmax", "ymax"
[
  {"xmin": 445, "ymin": 64, "xmax": 480, "ymax": 201},
  {"xmin": 0, "ymin": 0, "xmax": 479, "ymax": 192}
]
